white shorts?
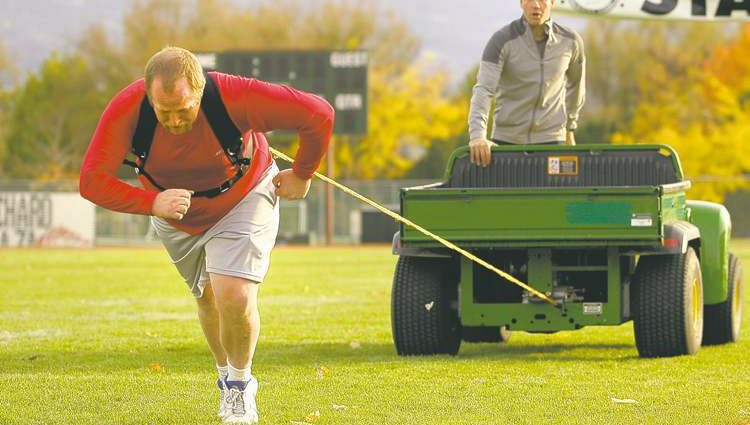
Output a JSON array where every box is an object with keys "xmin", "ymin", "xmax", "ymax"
[{"xmin": 151, "ymin": 164, "xmax": 280, "ymax": 298}]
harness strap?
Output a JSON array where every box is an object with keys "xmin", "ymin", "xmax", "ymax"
[
  {"xmin": 122, "ymin": 72, "xmax": 249, "ymax": 198},
  {"xmin": 124, "ymin": 157, "xmax": 243, "ymax": 198},
  {"xmin": 202, "ymin": 73, "xmax": 245, "ymax": 165}
]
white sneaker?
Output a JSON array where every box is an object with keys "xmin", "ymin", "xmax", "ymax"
[
  {"xmin": 217, "ymin": 378, "xmax": 229, "ymax": 418},
  {"xmin": 222, "ymin": 376, "xmax": 259, "ymax": 424}
]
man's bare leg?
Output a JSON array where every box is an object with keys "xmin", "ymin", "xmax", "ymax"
[
  {"xmin": 195, "ymin": 283, "xmax": 229, "ymax": 367},
  {"xmin": 209, "ymin": 273, "xmax": 260, "ymax": 369},
  {"xmin": 196, "ymin": 283, "xmax": 234, "ymax": 419},
  {"xmin": 210, "ymin": 273, "xmax": 260, "ymax": 423}
]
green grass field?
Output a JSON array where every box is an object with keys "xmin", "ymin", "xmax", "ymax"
[{"xmin": 1, "ymin": 242, "xmax": 748, "ymax": 425}]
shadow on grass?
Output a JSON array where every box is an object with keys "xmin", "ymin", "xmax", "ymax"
[
  {"xmin": 458, "ymin": 341, "xmax": 639, "ymax": 361},
  {"xmin": 0, "ymin": 338, "xmax": 642, "ymax": 375}
]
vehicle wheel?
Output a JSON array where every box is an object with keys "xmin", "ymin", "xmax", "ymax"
[
  {"xmin": 703, "ymin": 253, "xmax": 743, "ymax": 345},
  {"xmin": 632, "ymin": 247, "xmax": 703, "ymax": 357},
  {"xmin": 462, "ymin": 326, "xmax": 511, "ymax": 343},
  {"xmin": 392, "ymin": 256, "xmax": 461, "ymax": 356}
]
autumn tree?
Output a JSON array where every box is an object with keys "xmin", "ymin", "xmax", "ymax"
[
  {"xmin": 338, "ymin": 61, "xmax": 465, "ymax": 179},
  {"xmin": 5, "ymin": 0, "xmax": 464, "ymax": 180},
  {"xmin": 611, "ymin": 22, "xmax": 749, "ymax": 201},
  {"xmin": 0, "ymin": 41, "xmax": 17, "ymax": 173},
  {"xmin": 577, "ymin": 21, "xmax": 643, "ymax": 143},
  {"xmin": 112, "ymin": 0, "xmax": 436, "ymax": 179},
  {"xmin": 3, "ymin": 54, "xmax": 108, "ymax": 179},
  {"xmin": 577, "ymin": 20, "xmax": 731, "ymax": 145},
  {"xmin": 0, "ymin": 41, "xmax": 15, "ymax": 86}
]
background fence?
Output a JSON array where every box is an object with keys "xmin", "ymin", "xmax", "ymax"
[{"xmin": 0, "ymin": 178, "xmax": 433, "ymax": 246}]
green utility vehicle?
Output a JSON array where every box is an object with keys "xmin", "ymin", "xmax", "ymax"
[{"xmin": 391, "ymin": 144, "xmax": 743, "ymax": 358}]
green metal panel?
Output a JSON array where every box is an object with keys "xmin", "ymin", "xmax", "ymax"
[
  {"xmin": 661, "ymin": 192, "xmax": 689, "ymax": 223},
  {"xmin": 565, "ymin": 202, "xmax": 633, "ymax": 224},
  {"xmin": 459, "ymin": 248, "xmax": 625, "ymax": 330},
  {"xmin": 687, "ymin": 200, "xmax": 731, "ymax": 304},
  {"xmin": 401, "ymin": 187, "xmax": 662, "ymax": 245},
  {"xmin": 404, "ymin": 240, "xmax": 663, "ymax": 249},
  {"xmin": 528, "ymin": 249, "xmax": 554, "ymax": 294},
  {"xmin": 607, "ymin": 247, "xmax": 625, "ymax": 320}
]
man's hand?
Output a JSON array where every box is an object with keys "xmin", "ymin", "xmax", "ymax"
[
  {"xmin": 152, "ymin": 189, "xmax": 193, "ymax": 220},
  {"xmin": 469, "ymin": 137, "xmax": 496, "ymax": 167},
  {"xmin": 272, "ymin": 169, "xmax": 311, "ymax": 200},
  {"xmin": 565, "ymin": 131, "xmax": 576, "ymax": 146}
]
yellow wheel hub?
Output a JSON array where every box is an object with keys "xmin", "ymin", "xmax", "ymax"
[
  {"xmin": 733, "ymin": 276, "xmax": 741, "ymax": 320},
  {"xmin": 692, "ymin": 277, "xmax": 702, "ymax": 333}
]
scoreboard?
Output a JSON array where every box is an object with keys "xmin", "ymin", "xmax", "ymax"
[{"xmin": 197, "ymin": 50, "xmax": 368, "ymax": 135}]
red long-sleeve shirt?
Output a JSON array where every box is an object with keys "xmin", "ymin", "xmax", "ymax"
[{"xmin": 80, "ymin": 71, "xmax": 334, "ymax": 235}]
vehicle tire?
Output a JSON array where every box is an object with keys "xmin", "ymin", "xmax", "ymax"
[
  {"xmin": 392, "ymin": 256, "xmax": 461, "ymax": 356},
  {"xmin": 462, "ymin": 326, "xmax": 511, "ymax": 343},
  {"xmin": 703, "ymin": 253, "xmax": 743, "ymax": 345},
  {"xmin": 632, "ymin": 247, "xmax": 703, "ymax": 357}
]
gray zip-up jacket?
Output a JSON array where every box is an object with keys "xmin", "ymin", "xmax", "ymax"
[{"xmin": 468, "ymin": 17, "xmax": 585, "ymax": 144}]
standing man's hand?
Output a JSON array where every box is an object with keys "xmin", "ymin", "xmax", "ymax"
[
  {"xmin": 152, "ymin": 189, "xmax": 193, "ymax": 220},
  {"xmin": 469, "ymin": 137, "xmax": 496, "ymax": 167},
  {"xmin": 566, "ymin": 131, "xmax": 576, "ymax": 146},
  {"xmin": 272, "ymin": 169, "xmax": 311, "ymax": 200}
]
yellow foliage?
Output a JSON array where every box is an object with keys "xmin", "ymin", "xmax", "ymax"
[
  {"xmin": 612, "ymin": 24, "xmax": 750, "ymax": 202},
  {"xmin": 334, "ymin": 61, "xmax": 465, "ymax": 179},
  {"xmin": 706, "ymin": 24, "xmax": 750, "ymax": 93},
  {"xmin": 615, "ymin": 121, "xmax": 750, "ymax": 202}
]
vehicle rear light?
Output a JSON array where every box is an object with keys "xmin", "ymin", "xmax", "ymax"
[{"xmin": 663, "ymin": 238, "xmax": 680, "ymax": 248}]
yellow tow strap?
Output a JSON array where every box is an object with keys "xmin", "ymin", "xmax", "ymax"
[{"xmin": 270, "ymin": 147, "xmax": 558, "ymax": 307}]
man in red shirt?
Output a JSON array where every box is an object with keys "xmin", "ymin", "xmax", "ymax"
[{"xmin": 80, "ymin": 46, "xmax": 334, "ymax": 424}]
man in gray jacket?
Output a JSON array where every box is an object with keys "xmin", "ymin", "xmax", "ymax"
[{"xmin": 468, "ymin": 0, "xmax": 586, "ymax": 166}]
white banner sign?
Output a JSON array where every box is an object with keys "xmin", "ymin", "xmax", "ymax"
[
  {"xmin": 555, "ymin": 0, "xmax": 750, "ymax": 20},
  {"xmin": 0, "ymin": 192, "xmax": 95, "ymax": 247}
]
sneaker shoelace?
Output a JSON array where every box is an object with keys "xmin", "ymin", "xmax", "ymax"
[{"xmin": 226, "ymin": 388, "xmax": 246, "ymax": 415}]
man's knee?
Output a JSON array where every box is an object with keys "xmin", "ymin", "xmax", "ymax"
[
  {"xmin": 195, "ymin": 283, "xmax": 217, "ymax": 311},
  {"xmin": 211, "ymin": 274, "xmax": 259, "ymax": 313}
]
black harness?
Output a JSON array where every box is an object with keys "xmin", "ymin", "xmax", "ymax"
[{"xmin": 122, "ymin": 74, "xmax": 250, "ymax": 198}]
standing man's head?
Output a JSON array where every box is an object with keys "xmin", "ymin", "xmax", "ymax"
[
  {"xmin": 521, "ymin": 0, "xmax": 554, "ymax": 28},
  {"xmin": 144, "ymin": 46, "xmax": 206, "ymax": 135}
]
